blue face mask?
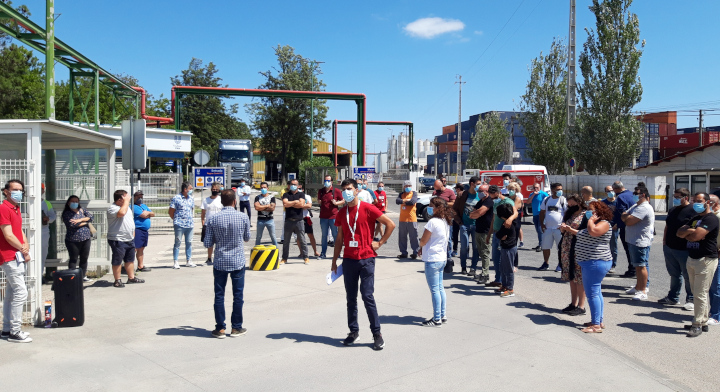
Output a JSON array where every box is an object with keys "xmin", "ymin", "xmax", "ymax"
[
  {"xmin": 405, "ymin": 187, "xmax": 412, "ymax": 193},
  {"xmin": 290, "ymin": 185, "xmax": 298, "ymax": 192},
  {"xmin": 427, "ymin": 207, "xmax": 434, "ymax": 216},
  {"xmin": 474, "ymin": 185, "xmax": 480, "ymax": 192},
  {"xmin": 673, "ymin": 197, "xmax": 681, "ymax": 207},
  {"xmin": 493, "ymin": 198, "xmax": 501, "ymax": 204},
  {"xmin": 503, "ymin": 179, "xmax": 510, "ymax": 186},
  {"xmin": 633, "ymin": 194, "xmax": 640, "ymax": 203},
  {"xmin": 693, "ymin": 202, "xmax": 706, "ymax": 213},
  {"xmin": 378, "ymin": 186, "xmax": 384, "ymax": 191},
  {"xmin": 220, "ymin": 187, "xmax": 224, "ymax": 191},
  {"xmin": 508, "ymin": 190, "xmax": 516, "ymax": 197},
  {"xmin": 69, "ymin": 202, "xmax": 79, "ymax": 210},
  {"xmin": 585, "ymin": 210, "xmax": 593, "ymax": 219},
  {"xmin": 607, "ymin": 191, "xmax": 615, "ymax": 198},
  {"xmin": 324, "ymin": 181, "xmax": 332, "ymax": 188},
  {"xmin": 10, "ymin": 190, "xmax": 23, "ymax": 203},
  {"xmin": 187, "ymin": 189, "xmax": 193, "ymax": 196},
  {"xmin": 555, "ymin": 190, "xmax": 563, "ymax": 197},
  {"xmin": 261, "ymin": 188, "xmax": 268, "ymax": 195},
  {"xmin": 343, "ymin": 189, "xmax": 355, "ymax": 202}
]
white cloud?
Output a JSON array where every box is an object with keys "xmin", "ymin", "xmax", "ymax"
[
  {"xmin": 404, "ymin": 17, "xmax": 465, "ymax": 39},
  {"xmin": 474, "ymin": 30, "xmax": 483, "ymax": 35}
]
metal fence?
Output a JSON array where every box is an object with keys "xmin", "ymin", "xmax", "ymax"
[
  {"xmin": 55, "ymin": 210, "xmax": 109, "ymax": 261},
  {"xmin": 116, "ymin": 169, "xmax": 184, "ymax": 233},
  {"xmin": 0, "ymin": 159, "xmax": 39, "ymax": 325},
  {"xmin": 304, "ymin": 166, "xmax": 350, "ymax": 201},
  {"xmin": 53, "ymin": 174, "xmax": 107, "ymax": 201}
]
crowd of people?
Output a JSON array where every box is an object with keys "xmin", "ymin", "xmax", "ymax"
[{"xmin": 3, "ymin": 173, "xmax": 720, "ymax": 344}]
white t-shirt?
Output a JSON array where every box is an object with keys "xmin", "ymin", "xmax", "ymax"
[
  {"xmin": 302, "ymin": 194, "xmax": 313, "ymax": 218},
  {"xmin": 422, "ymin": 217, "xmax": 449, "ymax": 262},
  {"xmin": 107, "ymin": 204, "xmax": 135, "ymax": 242},
  {"xmin": 202, "ymin": 196, "xmax": 224, "ymax": 224},
  {"xmin": 357, "ymin": 190, "xmax": 374, "ymax": 204},
  {"xmin": 624, "ymin": 202, "xmax": 655, "ymax": 247},
  {"xmin": 237, "ymin": 185, "xmax": 252, "ymax": 201},
  {"xmin": 541, "ymin": 196, "xmax": 567, "ymax": 229}
]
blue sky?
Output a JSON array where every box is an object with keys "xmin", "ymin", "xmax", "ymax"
[{"xmin": 20, "ymin": 0, "xmax": 720, "ymax": 156}]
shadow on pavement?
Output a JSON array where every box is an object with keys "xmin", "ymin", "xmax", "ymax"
[
  {"xmin": 616, "ymin": 322, "xmax": 682, "ymax": 335},
  {"xmin": 266, "ymin": 332, "xmax": 344, "ymax": 347},
  {"xmin": 156, "ymin": 326, "xmax": 213, "ymax": 338},
  {"xmin": 506, "ymin": 301, "xmax": 563, "ymax": 315},
  {"xmin": 379, "ymin": 315, "xmax": 425, "ymax": 325},
  {"xmin": 531, "ymin": 275, "xmax": 564, "ymax": 284},
  {"xmin": 635, "ymin": 310, "xmax": 691, "ymax": 323},
  {"xmin": 86, "ymin": 280, "xmax": 113, "ymax": 288},
  {"xmin": 448, "ymin": 283, "xmax": 496, "ymax": 297},
  {"xmin": 612, "ymin": 298, "xmax": 666, "ymax": 309},
  {"xmin": 525, "ymin": 313, "xmax": 578, "ymax": 328}
]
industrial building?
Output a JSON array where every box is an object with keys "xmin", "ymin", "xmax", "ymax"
[
  {"xmin": 386, "ymin": 133, "xmax": 432, "ymax": 170},
  {"xmin": 427, "ymin": 111, "xmax": 530, "ymax": 175},
  {"xmin": 253, "ymin": 139, "xmax": 352, "ymax": 182}
]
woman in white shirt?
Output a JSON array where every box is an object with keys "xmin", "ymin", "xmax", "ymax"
[{"xmin": 418, "ymin": 197, "xmax": 453, "ymax": 327}]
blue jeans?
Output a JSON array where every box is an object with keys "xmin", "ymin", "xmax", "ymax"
[
  {"xmin": 343, "ymin": 257, "xmax": 381, "ymax": 334},
  {"xmin": 609, "ymin": 229, "xmax": 619, "ymax": 268},
  {"xmin": 424, "ymin": 261, "xmax": 447, "ymax": 321},
  {"xmin": 663, "ymin": 245, "xmax": 692, "ymax": 303},
  {"xmin": 709, "ymin": 265, "xmax": 720, "ymax": 320},
  {"xmin": 320, "ymin": 218, "xmax": 337, "ymax": 257},
  {"xmin": 579, "ymin": 259, "xmax": 612, "ymax": 325},
  {"xmin": 255, "ymin": 219, "xmax": 277, "ymax": 246},
  {"xmin": 447, "ymin": 224, "xmax": 454, "ymax": 261},
  {"xmin": 213, "ymin": 267, "xmax": 245, "ymax": 331},
  {"xmin": 173, "ymin": 225, "xmax": 193, "ymax": 261},
  {"xmin": 459, "ymin": 224, "xmax": 478, "ymax": 269},
  {"xmin": 532, "ymin": 214, "xmax": 542, "ymax": 246},
  {"xmin": 500, "ymin": 247, "xmax": 517, "ymax": 290},
  {"xmin": 492, "ymin": 235, "xmax": 501, "ymax": 282}
]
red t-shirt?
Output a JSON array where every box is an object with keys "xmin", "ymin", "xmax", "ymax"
[
  {"xmin": 434, "ymin": 188, "xmax": 457, "ymax": 203},
  {"xmin": 335, "ymin": 201, "xmax": 383, "ymax": 260},
  {"xmin": 318, "ymin": 187, "xmax": 343, "ymax": 219},
  {"xmin": 374, "ymin": 190, "xmax": 387, "ymax": 212},
  {"xmin": 0, "ymin": 200, "xmax": 24, "ymax": 263}
]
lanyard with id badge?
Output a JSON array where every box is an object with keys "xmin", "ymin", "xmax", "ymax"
[{"xmin": 347, "ymin": 203, "xmax": 360, "ymax": 248}]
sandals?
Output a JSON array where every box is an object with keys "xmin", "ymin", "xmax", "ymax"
[
  {"xmin": 113, "ymin": 280, "xmax": 125, "ymax": 288},
  {"xmin": 582, "ymin": 322, "xmax": 606, "ymax": 329},
  {"xmin": 126, "ymin": 277, "xmax": 145, "ymax": 284},
  {"xmin": 581, "ymin": 325, "xmax": 603, "ymax": 333}
]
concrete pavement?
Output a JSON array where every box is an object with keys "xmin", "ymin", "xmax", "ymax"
[{"xmin": 0, "ymin": 191, "xmax": 710, "ymax": 391}]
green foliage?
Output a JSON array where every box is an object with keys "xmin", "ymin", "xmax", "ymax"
[
  {"xmin": 246, "ymin": 45, "xmax": 330, "ymax": 181},
  {"xmin": 171, "ymin": 58, "xmax": 252, "ymax": 162},
  {"xmin": 298, "ymin": 156, "xmax": 333, "ymax": 185},
  {"xmin": 574, "ymin": 0, "xmax": 644, "ymax": 174},
  {"xmin": 0, "ymin": 1, "xmax": 30, "ymax": 48},
  {"xmin": 467, "ymin": 112, "xmax": 510, "ymax": 170},
  {"xmin": 0, "ymin": 44, "xmax": 44, "ymax": 119},
  {"xmin": 54, "ymin": 73, "xmax": 139, "ymax": 126},
  {"xmin": 518, "ymin": 38, "xmax": 572, "ymax": 175}
]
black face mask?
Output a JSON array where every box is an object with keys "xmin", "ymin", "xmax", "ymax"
[
  {"xmin": 212, "ymin": 191, "xmax": 220, "ymax": 196},
  {"xmin": 567, "ymin": 205, "xmax": 580, "ymax": 215},
  {"xmin": 135, "ymin": 198, "xmax": 143, "ymax": 205}
]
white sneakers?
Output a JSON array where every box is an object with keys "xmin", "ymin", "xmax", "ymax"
[
  {"xmin": 173, "ymin": 261, "xmax": 180, "ymax": 269},
  {"xmin": 626, "ymin": 286, "xmax": 649, "ymax": 301},
  {"xmin": 683, "ymin": 302, "xmax": 695, "ymax": 311},
  {"xmin": 186, "ymin": 261, "xmax": 197, "ymax": 268},
  {"xmin": 707, "ymin": 318, "xmax": 720, "ymax": 326}
]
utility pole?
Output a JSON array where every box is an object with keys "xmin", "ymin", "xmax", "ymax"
[
  {"xmin": 46, "ymin": 0, "xmax": 55, "ymax": 120},
  {"xmin": 567, "ymin": 0, "xmax": 576, "ymax": 128},
  {"xmin": 699, "ymin": 110, "xmax": 704, "ymax": 147},
  {"xmin": 455, "ymin": 75, "xmax": 465, "ymax": 181},
  {"xmin": 350, "ymin": 131, "xmax": 354, "ymax": 168}
]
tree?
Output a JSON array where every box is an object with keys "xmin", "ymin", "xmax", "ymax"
[
  {"xmin": 0, "ymin": 1, "xmax": 30, "ymax": 48},
  {"xmin": 298, "ymin": 155, "xmax": 333, "ymax": 185},
  {"xmin": 573, "ymin": 0, "xmax": 644, "ymax": 174},
  {"xmin": 0, "ymin": 44, "xmax": 44, "ymax": 119},
  {"xmin": 467, "ymin": 112, "xmax": 510, "ymax": 170},
  {"xmin": 518, "ymin": 38, "xmax": 572, "ymax": 174},
  {"xmin": 171, "ymin": 58, "xmax": 252, "ymax": 161},
  {"xmin": 246, "ymin": 45, "xmax": 330, "ymax": 180}
]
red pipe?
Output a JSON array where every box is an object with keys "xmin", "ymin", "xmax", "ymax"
[{"xmin": 132, "ymin": 86, "xmax": 174, "ymax": 125}]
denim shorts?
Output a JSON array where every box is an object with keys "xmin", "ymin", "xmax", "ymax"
[
  {"xmin": 134, "ymin": 229, "xmax": 149, "ymax": 249},
  {"xmin": 628, "ymin": 244, "xmax": 650, "ymax": 267},
  {"xmin": 108, "ymin": 240, "xmax": 136, "ymax": 266}
]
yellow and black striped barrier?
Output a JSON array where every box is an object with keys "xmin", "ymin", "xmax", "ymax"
[{"xmin": 250, "ymin": 245, "xmax": 279, "ymax": 271}]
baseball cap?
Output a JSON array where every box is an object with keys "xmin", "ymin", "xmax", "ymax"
[{"xmin": 133, "ymin": 190, "xmax": 144, "ymax": 196}]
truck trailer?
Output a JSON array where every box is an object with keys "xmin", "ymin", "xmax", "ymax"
[{"xmin": 217, "ymin": 139, "xmax": 253, "ymax": 187}]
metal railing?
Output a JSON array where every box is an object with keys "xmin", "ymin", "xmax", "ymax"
[
  {"xmin": 53, "ymin": 174, "xmax": 107, "ymax": 201},
  {"xmin": 116, "ymin": 170, "xmax": 184, "ymax": 232},
  {"xmin": 55, "ymin": 210, "xmax": 109, "ymax": 260}
]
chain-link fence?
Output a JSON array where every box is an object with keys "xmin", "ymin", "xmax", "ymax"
[
  {"xmin": 54, "ymin": 174, "xmax": 107, "ymax": 201},
  {"xmin": 116, "ymin": 169, "xmax": 184, "ymax": 233},
  {"xmin": 0, "ymin": 158, "xmax": 39, "ymax": 325}
]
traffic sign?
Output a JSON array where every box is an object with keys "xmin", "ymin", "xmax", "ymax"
[
  {"xmin": 353, "ymin": 167, "xmax": 377, "ymax": 183},
  {"xmin": 194, "ymin": 150, "xmax": 210, "ymax": 166},
  {"xmin": 194, "ymin": 167, "xmax": 226, "ymax": 188},
  {"xmin": 569, "ymin": 158, "xmax": 576, "ymax": 168},
  {"xmin": 164, "ymin": 161, "xmax": 174, "ymax": 167},
  {"xmin": 121, "ymin": 119, "xmax": 147, "ymax": 171}
]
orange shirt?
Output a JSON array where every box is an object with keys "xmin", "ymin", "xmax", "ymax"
[{"xmin": 399, "ymin": 192, "xmax": 417, "ymax": 222}]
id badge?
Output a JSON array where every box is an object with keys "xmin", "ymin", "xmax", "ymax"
[{"xmin": 349, "ymin": 241, "xmax": 359, "ymax": 248}]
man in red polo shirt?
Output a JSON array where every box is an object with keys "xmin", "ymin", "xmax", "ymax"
[
  {"xmin": 373, "ymin": 181, "xmax": 387, "ymax": 241},
  {"xmin": 318, "ymin": 175, "xmax": 344, "ymax": 259},
  {"xmin": 0, "ymin": 179, "xmax": 32, "ymax": 343},
  {"xmin": 332, "ymin": 178, "xmax": 395, "ymax": 351}
]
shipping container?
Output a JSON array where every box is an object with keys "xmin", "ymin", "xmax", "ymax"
[
  {"xmin": 668, "ymin": 123, "xmax": 677, "ymax": 136},
  {"xmin": 659, "ymin": 123, "xmax": 667, "ymax": 136},
  {"xmin": 637, "ymin": 111, "xmax": 677, "ymax": 124},
  {"xmin": 442, "ymin": 125, "xmax": 455, "ymax": 135}
]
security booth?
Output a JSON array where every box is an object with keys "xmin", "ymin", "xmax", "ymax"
[{"xmin": 0, "ymin": 119, "xmax": 117, "ymax": 325}]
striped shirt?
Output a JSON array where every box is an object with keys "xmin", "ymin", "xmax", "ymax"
[
  {"xmin": 575, "ymin": 221, "xmax": 612, "ymax": 262},
  {"xmin": 203, "ymin": 207, "xmax": 251, "ymax": 271}
]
